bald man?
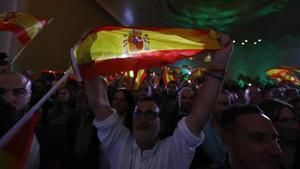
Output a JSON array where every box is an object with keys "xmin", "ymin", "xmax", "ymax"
[{"xmin": 0, "ymin": 72, "xmax": 39, "ymax": 169}]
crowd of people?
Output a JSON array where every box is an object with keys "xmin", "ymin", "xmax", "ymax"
[{"xmin": 0, "ymin": 34, "xmax": 299, "ymax": 169}]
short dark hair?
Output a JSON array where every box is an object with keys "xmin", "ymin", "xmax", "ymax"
[
  {"xmin": 137, "ymin": 96, "xmax": 156, "ymax": 103},
  {"xmin": 0, "ymin": 52, "xmax": 9, "ymax": 66},
  {"xmin": 220, "ymin": 105, "xmax": 265, "ymax": 133},
  {"xmin": 136, "ymin": 96, "xmax": 160, "ymax": 115}
]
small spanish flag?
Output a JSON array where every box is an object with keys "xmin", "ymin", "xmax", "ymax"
[
  {"xmin": 74, "ymin": 26, "xmax": 221, "ymax": 79},
  {"xmin": 0, "ymin": 12, "xmax": 47, "ymax": 44},
  {"xmin": 1, "ymin": 112, "xmax": 40, "ymax": 169},
  {"xmin": 265, "ymin": 67, "xmax": 300, "ymax": 86},
  {"xmin": 133, "ymin": 69, "xmax": 148, "ymax": 90},
  {"xmin": 161, "ymin": 66, "xmax": 176, "ymax": 86}
]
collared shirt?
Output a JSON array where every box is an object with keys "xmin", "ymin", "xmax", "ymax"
[
  {"xmin": 202, "ymin": 118, "xmax": 227, "ymax": 166},
  {"xmin": 93, "ymin": 110, "xmax": 205, "ymax": 169}
]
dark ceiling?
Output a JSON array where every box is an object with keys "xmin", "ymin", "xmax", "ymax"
[
  {"xmin": 96, "ymin": 0, "xmax": 300, "ymax": 41},
  {"xmin": 95, "ymin": 0, "xmax": 300, "ymax": 80}
]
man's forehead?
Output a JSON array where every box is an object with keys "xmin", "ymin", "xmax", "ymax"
[
  {"xmin": 136, "ymin": 100, "xmax": 159, "ymax": 110},
  {"xmin": 236, "ymin": 113, "xmax": 277, "ymax": 134},
  {"xmin": 0, "ymin": 72, "xmax": 29, "ymax": 88},
  {"xmin": 137, "ymin": 100, "xmax": 156, "ymax": 107}
]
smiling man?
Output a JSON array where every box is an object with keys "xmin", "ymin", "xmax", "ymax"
[
  {"xmin": 215, "ymin": 105, "xmax": 283, "ymax": 169},
  {"xmin": 84, "ymin": 34, "xmax": 233, "ymax": 169}
]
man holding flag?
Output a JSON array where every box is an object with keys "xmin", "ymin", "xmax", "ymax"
[
  {"xmin": 84, "ymin": 34, "xmax": 233, "ymax": 169},
  {"xmin": 0, "ymin": 72, "xmax": 39, "ymax": 169}
]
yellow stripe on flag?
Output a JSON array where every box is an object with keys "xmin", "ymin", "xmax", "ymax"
[
  {"xmin": 75, "ymin": 27, "xmax": 220, "ymax": 65},
  {"xmin": 0, "ymin": 12, "xmax": 47, "ymax": 44},
  {"xmin": 74, "ymin": 26, "xmax": 221, "ymax": 79}
]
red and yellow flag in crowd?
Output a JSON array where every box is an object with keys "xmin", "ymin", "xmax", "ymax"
[
  {"xmin": 0, "ymin": 112, "xmax": 40, "ymax": 169},
  {"xmin": 0, "ymin": 12, "xmax": 47, "ymax": 44},
  {"xmin": 73, "ymin": 26, "xmax": 221, "ymax": 79},
  {"xmin": 191, "ymin": 67, "xmax": 207, "ymax": 79},
  {"xmin": 161, "ymin": 66, "xmax": 176, "ymax": 86},
  {"xmin": 133, "ymin": 69, "xmax": 148, "ymax": 90},
  {"xmin": 265, "ymin": 67, "xmax": 300, "ymax": 86}
]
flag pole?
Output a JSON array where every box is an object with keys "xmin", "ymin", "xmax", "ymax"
[
  {"xmin": 70, "ymin": 47, "xmax": 82, "ymax": 82},
  {"xmin": 69, "ymin": 28, "xmax": 93, "ymax": 82},
  {"xmin": 10, "ymin": 18, "xmax": 54, "ymax": 65},
  {"xmin": 0, "ymin": 68, "xmax": 73, "ymax": 148}
]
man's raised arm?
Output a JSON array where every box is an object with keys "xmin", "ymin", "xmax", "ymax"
[
  {"xmin": 84, "ymin": 77, "xmax": 113, "ymax": 122},
  {"xmin": 186, "ymin": 34, "xmax": 233, "ymax": 136}
]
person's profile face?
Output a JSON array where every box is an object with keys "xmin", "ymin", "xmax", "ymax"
[{"xmin": 227, "ymin": 113, "xmax": 282, "ymax": 169}]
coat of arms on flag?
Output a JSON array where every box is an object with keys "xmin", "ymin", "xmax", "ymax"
[{"xmin": 123, "ymin": 29, "xmax": 150, "ymax": 54}]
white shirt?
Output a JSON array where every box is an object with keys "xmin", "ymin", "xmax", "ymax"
[{"xmin": 93, "ymin": 110, "xmax": 205, "ymax": 169}]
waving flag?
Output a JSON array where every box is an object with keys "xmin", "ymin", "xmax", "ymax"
[
  {"xmin": 0, "ymin": 12, "xmax": 47, "ymax": 44},
  {"xmin": 1, "ymin": 112, "xmax": 40, "ymax": 169},
  {"xmin": 162, "ymin": 66, "xmax": 176, "ymax": 85},
  {"xmin": 265, "ymin": 67, "xmax": 300, "ymax": 86},
  {"xmin": 73, "ymin": 26, "xmax": 221, "ymax": 79},
  {"xmin": 132, "ymin": 69, "xmax": 148, "ymax": 90}
]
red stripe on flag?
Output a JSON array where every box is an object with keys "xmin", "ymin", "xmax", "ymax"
[
  {"xmin": 2, "ymin": 112, "xmax": 40, "ymax": 168},
  {"xmin": 162, "ymin": 66, "xmax": 168, "ymax": 86},
  {"xmin": 37, "ymin": 19, "xmax": 47, "ymax": 27},
  {"xmin": 0, "ymin": 23, "xmax": 32, "ymax": 44},
  {"xmin": 78, "ymin": 49, "xmax": 208, "ymax": 79}
]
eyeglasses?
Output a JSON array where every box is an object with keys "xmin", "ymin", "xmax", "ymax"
[
  {"xmin": 0, "ymin": 87, "xmax": 29, "ymax": 97},
  {"xmin": 133, "ymin": 110, "xmax": 159, "ymax": 120}
]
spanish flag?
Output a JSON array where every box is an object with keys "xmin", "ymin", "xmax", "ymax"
[
  {"xmin": 133, "ymin": 69, "xmax": 148, "ymax": 90},
  {"xmin": 0, "ymin": 12, "xmax": 47, "ymax": 44},
  {"xmin": 161, "ymin": 66, "xmax": 176, "ymax": 86},
  {"xmin": 0, "ymin": 112, "xmax": 40, "ymax": 169},
  {"xmin": 74, "ymin": 26, "xmax": 221, "ymax": 79},
  {"xmin": 265, "ymin": 67, "xmax": 300, "ymax": 86}
]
